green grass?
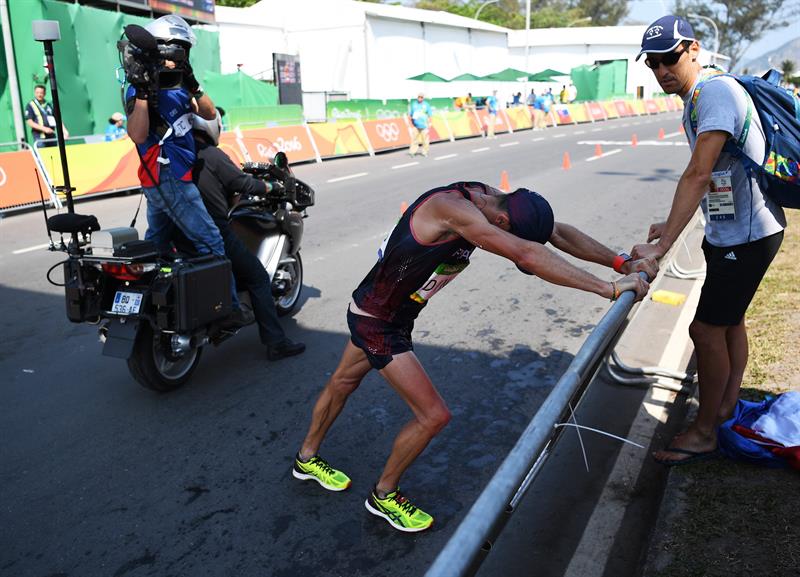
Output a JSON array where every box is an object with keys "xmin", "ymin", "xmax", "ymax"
[{"xmin": 649, "ymin": 211, "xmax": 800, "ymax": 577}]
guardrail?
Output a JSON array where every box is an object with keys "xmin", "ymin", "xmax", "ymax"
[{"xmin": 425, "ymin": 273, "xmax": 648, "ymax": 577}]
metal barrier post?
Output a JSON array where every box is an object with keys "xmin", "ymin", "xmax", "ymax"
[{"xmin": 425, "ymin": 278, "xmax": 645, "ymax": 577}]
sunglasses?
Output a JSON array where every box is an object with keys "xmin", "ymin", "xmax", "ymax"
[{"xmin": 644, "ymin": 46, "xmax": 688, "ymax": 70}]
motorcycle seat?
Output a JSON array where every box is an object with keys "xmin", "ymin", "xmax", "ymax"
[{"xmin": 48, "ymin": 213, "xmax": 100, "ymax": 235}]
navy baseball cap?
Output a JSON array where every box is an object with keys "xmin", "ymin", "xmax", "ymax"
[
  {"xmin": 506, "ymin": 188, "xmax": 554, "ymax": 244},
  {"xmin": 636, "ymin": 15, "xmax": 696, "ymax": 61}
]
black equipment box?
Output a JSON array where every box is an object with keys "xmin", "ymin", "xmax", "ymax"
[{"xmin": 172, "ymin": 256, "xmax": 232, "ymax": 331}]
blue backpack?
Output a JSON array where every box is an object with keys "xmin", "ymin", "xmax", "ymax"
[{"xmin": 689, "ymin": 68, "xmax": 800, "ymax": 209}]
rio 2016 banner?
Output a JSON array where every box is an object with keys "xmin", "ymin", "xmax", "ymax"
[
  {"xmin": 307, "ymin": 123, "xmax": 371, "ymax": 158},
  {"xmin": 237, "ymin": 126, "xmax": 319, "ymax": 164}
]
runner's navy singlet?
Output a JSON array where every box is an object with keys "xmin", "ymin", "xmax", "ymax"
[{"xmin": 352, "ymin": 182, "xmax": 483, "ymax": 324}]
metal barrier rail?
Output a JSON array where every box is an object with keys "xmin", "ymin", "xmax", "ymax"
[{"xmin": 425, "ymin": 275, "xmax": 647, "ymax": 577}]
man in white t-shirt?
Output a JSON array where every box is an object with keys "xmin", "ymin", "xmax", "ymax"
[{"xmin": 631, "ymin": 15, "xmax": 786, "ymax": 465}]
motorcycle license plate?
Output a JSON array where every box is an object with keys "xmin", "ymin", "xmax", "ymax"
[{"xmin": 112, "ymin": 291, "xmax": 143, "ymax": 315}]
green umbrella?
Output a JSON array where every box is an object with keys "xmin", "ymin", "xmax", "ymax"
[
  {"xmin": 449, "ymin": 72, "xmax": 482, "ymax": 81},
  {"xmin": 483, "ymin": 68, "xmax": 532, "ymax": 82},
  {"xmin": 532, "ymin": 68, "xmax": 569, "ymax": 80},
  {"xmin": 407, "ymin": 72, "xmax": 449, "ymax": 82}
]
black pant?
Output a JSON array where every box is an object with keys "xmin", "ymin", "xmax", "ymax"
[{"xmin": 217, "ymin": 222, "xmax": 286, "ymax": 346}]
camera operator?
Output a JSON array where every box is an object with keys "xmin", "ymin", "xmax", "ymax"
[
  {"xmin": 124, "ymin": 15, "xmax": 250, "ymax": 328},
  {"xmin": 191, "ymin": 112, "xmax": 306, "ymax": 361}
]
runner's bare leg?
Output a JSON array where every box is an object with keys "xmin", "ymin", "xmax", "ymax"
[
  {"xmin": 299, "ymin": 341, "xmax": 372, "ymax": 460},
  {"xmin": 375, "ymin": 351, "xmax": 451, "ymax": 494}
]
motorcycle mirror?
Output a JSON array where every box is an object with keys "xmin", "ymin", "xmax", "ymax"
[
  {"xmin": 124, "ymin": 24, "xmax": 158, "ymax": 52},
  {"xmin": 274, "ymin": 151, "xmax": 289, "ymax": 170}
]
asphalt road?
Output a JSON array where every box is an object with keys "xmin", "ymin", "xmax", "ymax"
[{"xmin": 0, "ymin": 112, "xmax": 686, "ymax": 577}]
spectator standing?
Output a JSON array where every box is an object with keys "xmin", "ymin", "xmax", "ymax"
[
  {"xmin": 559, "ymin": 85, "xmax": 569, "ymax": 104},
  {"xmin": 408, "ymin": 92, "xmax": 433, "ymax": 157},
  {"xmin": 512, "ymin": 92, "xmax": 522, "ymax": 106},
  {"xmin": 25, "ymin": 84, "xmax": 69, "ymax": 147},
  {"xmin": 486, "ymin": 90, "xmax": 498, "ymax": 138},
  {"xmin": 526, "ymin": 89, "xmax": 536, "ymax": 106},
  {"xmin": 104, "ymin": 112, "xmax": 127, "ymax": 141},
  {"xmin": 632, "ymin": 15, "xmax": 786, "ymax": 465}
]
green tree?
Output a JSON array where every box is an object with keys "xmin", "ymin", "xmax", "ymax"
[
  {"xmin": 780, "ymin": 59, "xmax": 796, "ymax": 79},
  {"xmin": 574, "ymin": 0, "xmax": 627, "ymax": 26},
  {"xmin": 674, "ymin": 0, "xmax": 797, "ymax": 71},
  {"xmin": 216, "ymin": 0, "xmax": 259, "ymax": 7}
]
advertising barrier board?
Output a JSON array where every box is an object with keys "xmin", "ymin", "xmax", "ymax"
[
  {"xmin": 0, "ymin": 150, "xmax": 51, "ymax": 210},
  {"xmin": 238, "ymin": 125, "xmax": 319, "ymax": 164},
  {"xmin": 362, "ymin": 118, "xmax": 412, "ymax": 152}
]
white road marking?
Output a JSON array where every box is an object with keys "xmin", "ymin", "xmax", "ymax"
[
  {"xmin": 553, "ymin": 134, "xmax": 566, "ymax": 138},
  {"xmin": 531, "ymin": 137, "xmax": 545, "ymax": 142},
  {"xmin": 327, "ymin": 172, "xmax": 368, "ymax": 183},
  {"xmin": 499, "ymin": 142, "xmax": 519, "ymax": 148},
  {"xmin": 12, "ymin": 243, "xmax": 51, "ymax": 255},
  {"xmin": 578, "ymin": 140, "xmax": 687, "ymax": 147},
  {"xmin": 621, "ymin": 123, "xmax": 631, "ymax": 127},
  {"xmin": 391, "ymin": 162, "xmax": 419, "ymax": 169},
  {"xmin": 663, "ymin": 131, "xmax": 682, "ymax": 139},
  {"xmin": 575, "ymin": 130, "xmax": 586, "ymax": 135},
  {"xmin": 434, "ymin": 153, "xmax": 458, "ymax": 161},
  {"xmin": 591, "ymin": 128, "xmax": 602, "ymax": 132},
  {"xmin": 586, "ymin": 148, "xmax": 622, "ymax": 161},
  {"xmin": 472, "ymin": 147, "xmax": 491, "ymax": 153}
]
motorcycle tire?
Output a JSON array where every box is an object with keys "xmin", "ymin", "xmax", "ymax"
[
  {"xmin": 274, "ymin": 252, "xmax": 303, "ymax": 317},
  {"xmin": 127, "ymin": 323, "xmax": 202, "ymax": 392}
]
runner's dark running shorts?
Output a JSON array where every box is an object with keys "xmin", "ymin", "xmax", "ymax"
[
  {"xmin": 347, "ymin": 308, "xmax": 414, "ymax": 370},
  {"xmin": 695, "ymin": 231, "xmax": 783, "ymax": 326}
]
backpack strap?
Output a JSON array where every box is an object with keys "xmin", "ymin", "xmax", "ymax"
[{"xmin": 688, "ymin": 69, "xmax": 753, "ymax": 151}]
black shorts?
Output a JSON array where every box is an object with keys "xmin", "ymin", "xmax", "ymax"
[
  {"xmin": 346, "ymin": 309, "xmax": 414, "ymax": 370},
  {"xmin": 695, "ymin": 231, "xmax": 783, "ymax": 326}
]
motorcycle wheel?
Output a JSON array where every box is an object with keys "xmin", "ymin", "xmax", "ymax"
[
  {"xmin": 127, "ymin": 323, "xmax": 202, "ymax": 392},
  {"xmin": 274, "ymin": 252, "xmax": 303, "ymax": 317}
]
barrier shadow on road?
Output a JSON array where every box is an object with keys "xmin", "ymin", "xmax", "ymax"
[{"xmin": 0, "ymin": 281, "xmax": 577, "ymax": 577}]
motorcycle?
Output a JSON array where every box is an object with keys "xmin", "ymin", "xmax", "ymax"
[{"xmin": 46, "ymin": 154, "xmax": 314, "ymax": 392}]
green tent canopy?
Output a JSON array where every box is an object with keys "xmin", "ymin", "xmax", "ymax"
[
  {"xmin": 527, "ymin": 68, "xmax": 571, "ymax": 82},
  {"xmin": 202, "ymin": 70, "xmax": 279, "ymax": 110},
  {"xmin": 483, "ymin": 68, "xmax": 532, "ymax": 82},
  {"xmin": 449, "ymin": 72, "xmax": 482, "ymax": 81},
  {"xmin": 407, "ymin": 72, "xmax": 449, "ymax": 82}
]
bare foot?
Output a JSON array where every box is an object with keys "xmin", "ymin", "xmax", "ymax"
[{"xmin": 653, "ymin": 426, "xmax": 718, "ymax": 465}]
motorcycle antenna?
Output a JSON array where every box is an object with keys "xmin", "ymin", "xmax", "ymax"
[
  {"xmin": 33, "ymin": 20, "xmax": 78, "ymax": 250},
  {"xmin": 34, "ymin": 167, "xmax": 57, "ymax": 250}
]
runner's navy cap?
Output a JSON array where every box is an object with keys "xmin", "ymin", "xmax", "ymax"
[
  {"xmin": 636, "ymin": 15, "xmax": 696, "ymax": 61},
  {"xmin": 506, "ymin": 188, "xmax": 554, "ymax": 244}
]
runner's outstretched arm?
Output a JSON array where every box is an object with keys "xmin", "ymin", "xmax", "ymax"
[{"xmin": 442, "ymin": 198, "xmax": 649, "ymax": 301}]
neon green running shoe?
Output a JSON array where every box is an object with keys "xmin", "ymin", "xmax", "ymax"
[
  {"xmin": 292, "ymin": 454, "xmax": 351, "ymax": 491},
  {"xmin": 364, "ymin": 487, "xmax": 434, "ymax": 532}
]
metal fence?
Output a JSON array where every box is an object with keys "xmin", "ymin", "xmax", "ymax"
[{"xmin": 425, "ymin": 275, "xmax": 647, "ymax": 577}]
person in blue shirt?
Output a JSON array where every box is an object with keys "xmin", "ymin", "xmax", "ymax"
[
  {"xmin": 104, "ymin": 112, "xmax": 127, "ymax": 142},
  {"xmin": 533, "ymin": 93, "xmax": 551, "ymax": 129},
  {"xmin": 486, "ymin": 90, "xmax": 498, "ymax": 138},
  {"xmin": 408, "ymin": 93, "xmax": 433, "ymax": 157}
]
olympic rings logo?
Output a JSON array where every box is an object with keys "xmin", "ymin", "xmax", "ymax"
[
  {"xmin": 0, "ymin": 166, "xmax": 7, "ymax": 187},
  {"xmin": 375, "ymin": 122, "xmax": 400, "ymax": 142}
]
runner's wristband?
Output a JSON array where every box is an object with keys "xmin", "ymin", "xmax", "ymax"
[{"xmin": 612, "ymin": 252, "xmax": 632, "ymax": 274}]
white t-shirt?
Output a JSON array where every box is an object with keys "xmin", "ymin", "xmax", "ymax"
[{"xmin": 682, "ymin": 73, "xmax": 785, "ymax": 247}]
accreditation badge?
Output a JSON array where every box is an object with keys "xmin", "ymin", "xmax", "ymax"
[{"xmin": 708, "ymin": 170, "xmax": 735, "ymax": 221}]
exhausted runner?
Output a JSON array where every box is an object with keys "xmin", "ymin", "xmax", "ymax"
[{"xmin": 293, "ymin": 181, "xmax": 656, "ymax": 532}]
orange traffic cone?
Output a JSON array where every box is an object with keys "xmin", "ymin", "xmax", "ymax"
[
  {"xmin": 400, "ymin": 201, "xmax": 408, "ymax": 215},
  {"xmin": 595, "ymin": 143, "xmax": 603, "ymax": 157},
  {"xmin": 562, "ymin": 152, "xmax": 571, "ymax": 170},
  {"xmin": 631, "ymin": 133, "xmax": 638, "ymax": 147},
  {"xmin": 499, "ymin": 170, "xmax": 510, "ymax": 192},
  {"xmin": 658, "ymin": 127, "xmax": 666, "ymax": 140}
]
